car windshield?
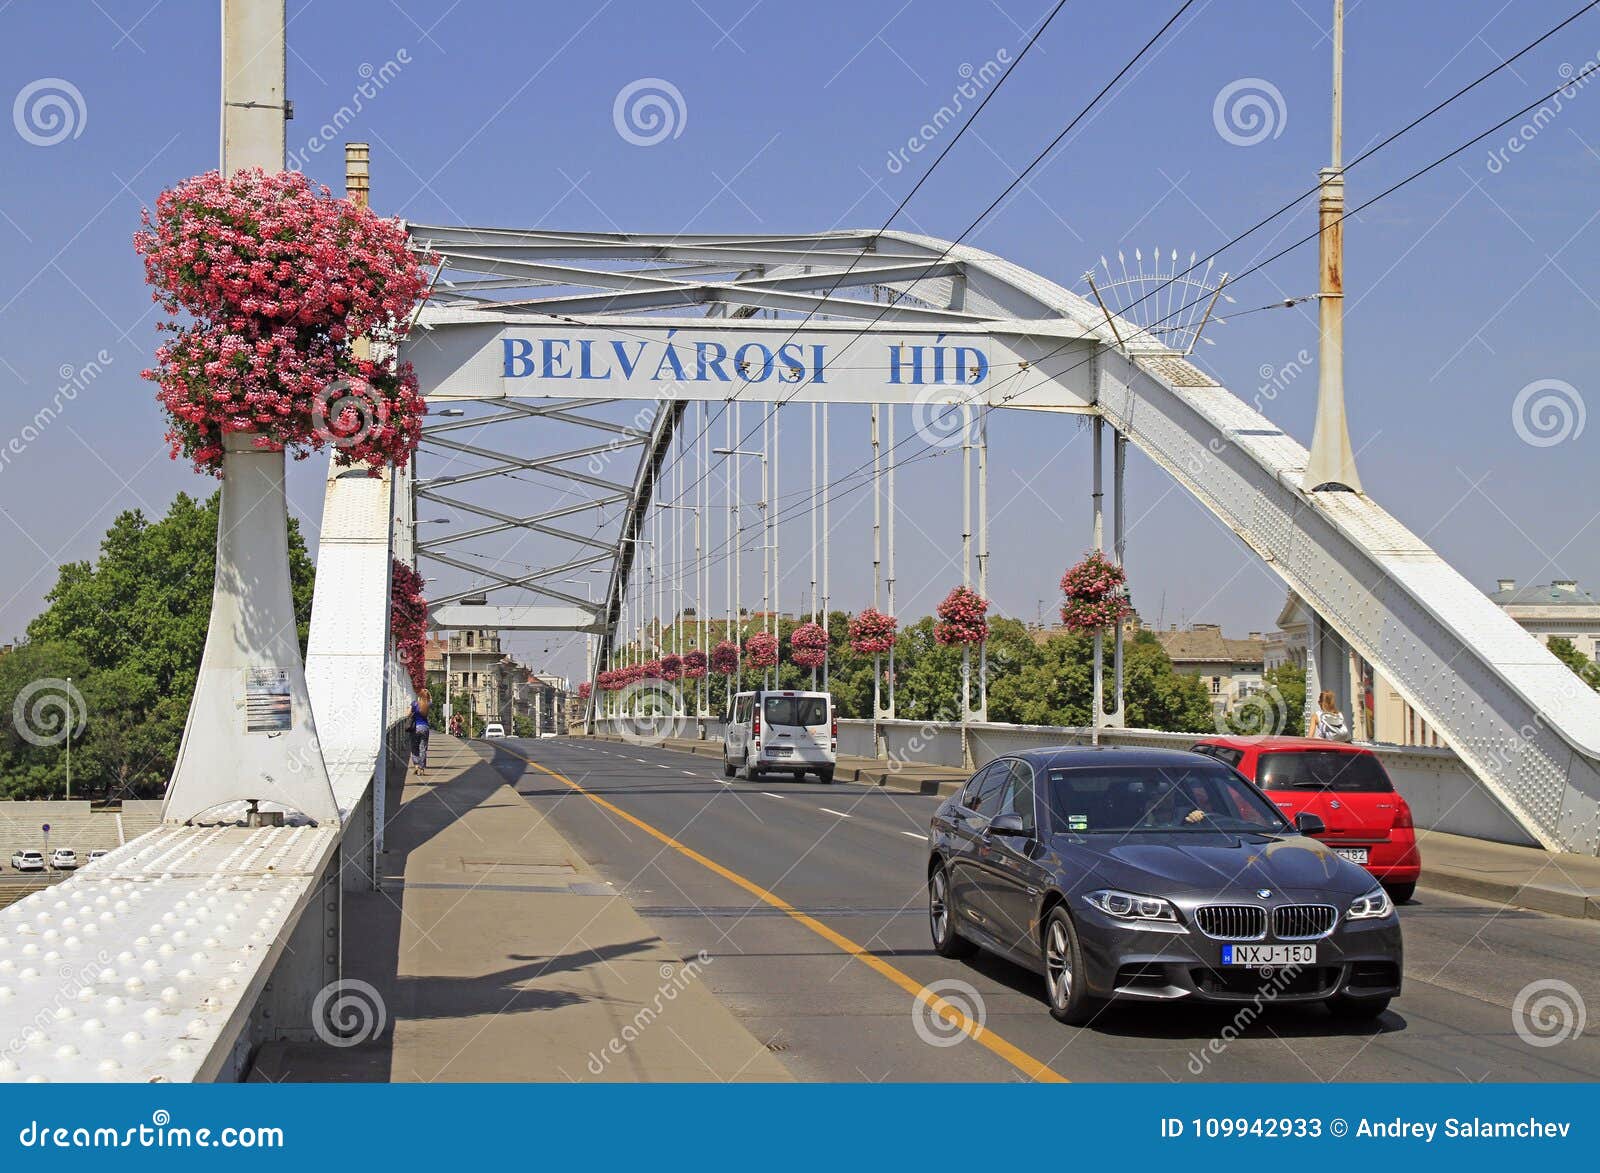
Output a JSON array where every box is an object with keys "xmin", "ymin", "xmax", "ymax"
[
  {"xmin": 763, "ymin": 696, "xmax": 828, "ymax": 726},
  {"xmin": 1044, "ymin": 763, "xmax": 1288, "ymax": 834},
  {"xmin": 1257, "ymin": 750, "xmax": 1392, "ymax": 793}
]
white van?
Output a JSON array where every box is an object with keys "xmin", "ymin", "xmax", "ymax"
[
  {"xmin": 483, "ymin": 722, "xmax": 506, "ymax": 739},
  {"xmin": 723, "ymin": 690, "xmax": 836, "ymax": 783}
]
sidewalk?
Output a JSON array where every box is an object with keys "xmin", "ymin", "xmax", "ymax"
[
  {"xmin": 252, "ymin": 734, "xmax": 790, "ymax": 1082},
  {"xmin": 1415, "ymin": 829, "xmax": 1600, "ymax": 920},
  {"xmin": 590, "ymin": 733, "xmax": 1600, "ymax": 922}
]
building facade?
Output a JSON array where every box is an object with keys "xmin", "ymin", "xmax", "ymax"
[
  {"xmin": 1151, "ymin": 624, "xmax": 1266, "ymax": 714},
  {"xmin": 1487, "ymin": 578, "xmax": 1600, "ymax": 660}
]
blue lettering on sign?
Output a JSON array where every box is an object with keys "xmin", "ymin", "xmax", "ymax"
[
  {"xmin": 503, "ymin": 338, "xmax": 535, "ymax": 378},
  {"xmin": 499, "ymin": 334, "xmax": 988, "ymax": 388},
  {"xmin": 541, "ymin": 338, "xmax": 572, "ymax": 379},
  {"xmin": 886, "ymin": 342, "xmax": 989, "ymax": 385},
  {"xmin": 695, "ymin": 341, "xmax": 731, "ymax": 382}
]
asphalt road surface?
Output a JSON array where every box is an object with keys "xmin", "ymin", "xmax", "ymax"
[{"xmin": 488, "ymin": 736, "xmax": 1600, "ymax": 1083}]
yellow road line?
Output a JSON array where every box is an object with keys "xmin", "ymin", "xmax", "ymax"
[{"xmin": 503, "ymin": 745, "xmax": 1068, "ymax": 1084}]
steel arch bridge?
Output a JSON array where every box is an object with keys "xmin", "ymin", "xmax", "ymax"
[{"xmin": 398, "ymin": 224, "xmax": 1600, "ymax": 855}]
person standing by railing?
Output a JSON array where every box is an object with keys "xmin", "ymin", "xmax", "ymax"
[{"xmin": 1309, "ymin": 689, "xmax": 1352, "ymax": 742}]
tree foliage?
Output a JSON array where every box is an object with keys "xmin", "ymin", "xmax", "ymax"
[{"xmin": 1, "ymin": 492, "xmax": 315, "ymax": 798}]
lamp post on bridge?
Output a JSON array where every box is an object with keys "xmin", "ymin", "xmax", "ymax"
[{"xmin": 1304, "ymin": 0, "xmax": 1361, "ymax": 496}]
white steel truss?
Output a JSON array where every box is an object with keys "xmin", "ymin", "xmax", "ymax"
[{"xmin": 401, "ymin": 225, "xmax": 1600, "ymax": 854}]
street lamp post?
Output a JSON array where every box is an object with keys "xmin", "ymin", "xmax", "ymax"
[{"xmin": 714, "ymin": 447, "xmax": 771, "ymax": 689}]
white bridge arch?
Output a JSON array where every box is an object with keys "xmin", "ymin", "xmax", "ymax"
[{"xmin": 400, "ymin": 225, "xmax": 1600, "ymax": 856}]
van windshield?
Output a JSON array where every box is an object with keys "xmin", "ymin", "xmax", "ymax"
[{"xmin": 763, "ymin": 696, "xmax": 828, "ymax": 727}]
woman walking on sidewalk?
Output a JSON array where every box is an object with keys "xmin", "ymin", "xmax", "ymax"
[{"xmin": 410, "ymin": 688, "xmax": 433, "ymax": 773}]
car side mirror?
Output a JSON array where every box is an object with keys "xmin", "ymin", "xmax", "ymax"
[
  {"xmin": 1295, "ymin": 812, "xmax": 1327, "ymax": 836},
  {"xmin": 987, "ymin": 813, "xmax": 1030, "ymax": 838}
]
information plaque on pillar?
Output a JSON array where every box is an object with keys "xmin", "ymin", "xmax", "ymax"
[{"xmin": 244, "ymin": 667, "xmax": 293, "ymax": 733}]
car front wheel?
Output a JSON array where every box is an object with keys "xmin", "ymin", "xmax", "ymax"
[
  {"xmin": 1043, "ymin": 907, "xmax": 1101, "ymax": 1026},
  {"xmin": 928, "ymin": 863, "xmax": 977, "ymax": 959}
]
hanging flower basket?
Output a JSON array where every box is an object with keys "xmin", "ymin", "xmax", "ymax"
[
  {"xmin": 134, "ymin": 168, "xmax": 434, "ymax": 475},
  {"xmin": 577, "ymin": 681, "xmax": 593, "ymax": 701},
  {"xmin": 1059, "ymin": 550, "xmax": 1132, "ymax": 633},
  {"xmin": 641, "ymin": 659, "xmax": 664, "ymax": 680},
  {"xmin": 848, "ymin": 607, "xmax": 898, "ymax": 655},
  {"xmin": 660, "ymin": 653, "xmax": 683, "ymax": 681},
  {"xmin": 744, "ymin": 631, "xmax": 779, "ymax": 669},
  {"xmin": 709, "ymin": 641, "xmax": 741, "ymax": 675},
  {"xmin": 935, "ymin": 586, "xmax": 989, "ymax": 646},
  {"xmin": 790, "ymin": 621, "xmax": 829, "ymax": 669},
  {"xmin": 389, "ymin": 559, "xmax": 428, "ymax": 694},
  {"xmin": 682, "ymin": 649, "xmax": 708, "ymax": 679}
]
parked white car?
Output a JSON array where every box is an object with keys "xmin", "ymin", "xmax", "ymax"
[
  {"xmin": 88, "ymin": 849, "xmax": 110, "ymax": 863},
  {"xmin": 483, "ymin": 722, "xmax": 506, "ymax": 739},
  {"xmin": 10, "ymin": 850, "xmax": 44, "ymax": 873},
  {"xmin": 50, "ymin": 848, "xmax": 77, "ymax": 870},
  {"xmin": 723, "ymin": 690, "xmax": 837, "ymax": 783}
]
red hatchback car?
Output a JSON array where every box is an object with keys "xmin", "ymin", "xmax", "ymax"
[{"xmin": 1190, "ymin": 736, "xmax": 1421, "ymax": 903}]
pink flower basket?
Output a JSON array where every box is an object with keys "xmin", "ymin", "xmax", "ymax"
[
  {"xmin": 744, "ymin": 631, "xmax": 779, "ymax": 669},
  {"xmin": 848, "ymin": 607, "xmax": 898, "ymax": 655},
  {"xmin": 790, "ymin": 621, "xmax": 829, "ymax": 669},
  {"xmin": 935, "ymin": 586, "xmax": 989, "ymax": 646},
  {"xmin": 682, "ymin": 649, "xmax": 708, "ymax": 679},
  {"xmin": 1059, "ymin": 550, "xmax": 1131, "ymax": 633},
  {"xmin": 709, "ymin": 641, "xmax": 741, "ymax": 675},
  {"xmin": 134, "ymin": 168, "xmax": 434, "ymax": 475}
]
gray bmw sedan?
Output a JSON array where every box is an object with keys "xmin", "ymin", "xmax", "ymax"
[{"xmin": 926, "ymin": 746, "xmax": 1402, "ymax": 1025}]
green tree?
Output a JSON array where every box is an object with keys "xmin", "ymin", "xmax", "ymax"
[
  {"xmin": 1547, "ymin": 636, "xmax": 1600, "ymax": 692},
  {"xmin": 4, "ymin": 492, "xmax": 316, "ymax": 798}
]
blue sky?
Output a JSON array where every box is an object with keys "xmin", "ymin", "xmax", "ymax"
[{"xmin": 2, "ymin": 0, "xmax": 1598, "ymax": 679}]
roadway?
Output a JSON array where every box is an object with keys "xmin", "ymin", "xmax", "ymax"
[{"xmin": 487, "ymin": 735, "xmax": 1600, "ymax": 1083}]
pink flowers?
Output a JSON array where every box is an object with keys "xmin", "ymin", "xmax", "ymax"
[
  {"xmin": 598, "ymin": 663, "xmax": 646, "ymax": 691},
  {"xmin": 134, "ymin": 168, "xmax": 434, "ymax": 475},
  {"xmin": 1059, "ymin": 550, "xmax": 1131, "ymax": 633},
  {"xmin": 388, "ymin": 560, "xmax": 428, "ymax": 694},
  {"xmin": 790, "ymin": 621, "xmax": 829, "ymax": 669},
  {"xmin": 682, "ymin": 649, "xmax": 708, "ymax": 679},
  {"xmin": 744, "ymin": 631, "xmax": 779, "ymax": 669},
  {"xmin": 659, "ymin": 653, "xmax": 683, "ymax": 681},
  {"xmin": 935, "ymin": 586, "xmax": 989, "ymax": 646},
  {"xmin": 848, "ymin": 607, "xmax": 898, "ymax": 655},
  {"xmin": 577, "ymin": 681, "xmax": 593, "ymax": 701},
  {"xmin": 709, "ymin": 641, "xmax": 741, "ymax": 675}
]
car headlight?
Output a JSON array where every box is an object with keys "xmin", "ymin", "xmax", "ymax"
[
  {"xmin": 1085, "ymin": 889, "xmax": 1178, "ymax": 922},
  {"xmin": 1347, "ymin": 887, "xmax": 1393, "ymax": 920}
]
